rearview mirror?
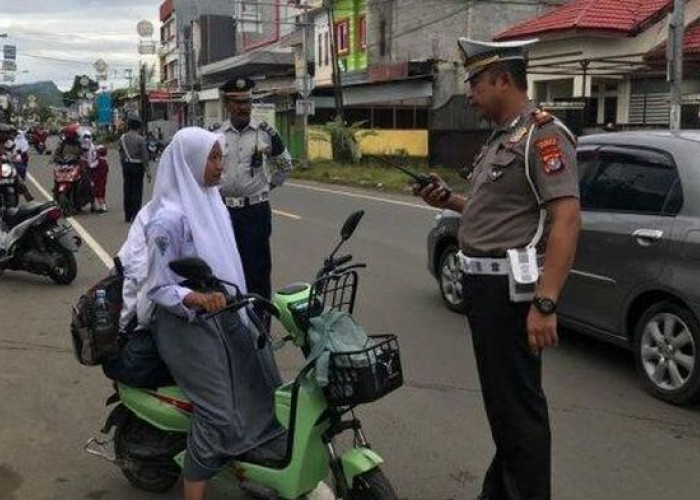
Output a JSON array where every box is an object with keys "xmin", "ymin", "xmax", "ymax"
[
  {"xmin": 341, "ymin": 210, "xmax": 364, "ymax": 241},
  {"xmin": 169, "ymin": 257, "xmax": 213, "ymax": 282}
]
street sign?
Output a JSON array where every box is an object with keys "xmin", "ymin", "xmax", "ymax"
[
  {"xmin": 296, "ymin": 99, "xmax": 315, "ymax": 116},
  {"xmin": 138, "ymin": 41, "xmax": 156, "ymax": 55},
  {"xmin": 137, "ymin": 20, "xmax": 154, "ymax": 38},
  {"xmin": 3, "ymin": 44, "xmax": 16, "ymax": 61},
  {"xmin": 295, "ymin": 76, "xmax": 315, "ymax": 98},
  {"xmin": 1, "ymin": 60, "xmax": 16, "ymax": 71},
  {"xmin": 252, "ymin": 103, "xmax": 276, "ymax": 129}
]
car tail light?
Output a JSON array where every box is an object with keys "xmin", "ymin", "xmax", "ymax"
[{"xmin": 45, "ymin": 207, "xmax": 63, "ymax": 222}]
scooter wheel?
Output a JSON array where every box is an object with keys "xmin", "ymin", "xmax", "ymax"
[
  {"xmin": 114, "ymin": 411, "xmax": 184, "ymax": 493},
  {"xmin": 348, "ymin": 468, "xmax": 398, "ymax": 500}
]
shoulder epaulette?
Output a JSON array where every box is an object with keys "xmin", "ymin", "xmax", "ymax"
[{"xmin": 532, "ymin": 108, "xmax": 554, "ymax": 127}]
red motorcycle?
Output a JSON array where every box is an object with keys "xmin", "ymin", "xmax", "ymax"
[
  {"xmin": 52, "ymin": 157, "xmax": 93, "ymax": 216},
  {"xmin": 29, "ymin": 127, "xmax": 50, "ymax": 155}
]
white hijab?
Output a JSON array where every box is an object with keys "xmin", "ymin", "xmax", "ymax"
[
  {"xmin": 15, "ymin": 131, "xmax": 29, "ymax": 153},
  {"xmin": 148, "ymin": 127, "xmax": 247, "ymax": 294}
]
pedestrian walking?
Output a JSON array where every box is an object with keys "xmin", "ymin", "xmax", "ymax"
[
  {"xmin": 91, "ymin": 145, "xmax": 109, "ymax": 213},
  {"xmin": 414, "ymin": 38, "xmax": 581, "ymax": 500},
  {"xmin": 218, "ymin": 77, "xmax": 293, "ymax": 302},
  {"xmin": 118, "ymin": 116, "xmax": 149, "ymax": 223}
]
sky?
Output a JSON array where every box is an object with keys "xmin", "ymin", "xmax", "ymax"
[{"xmin": 0, "ymin": 0, "xmax": 161, "ymax": 91}]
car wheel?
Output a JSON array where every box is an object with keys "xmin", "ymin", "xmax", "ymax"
[
  {"xmin": 633, "ymin": 301, "xmax": 700, "ymax": 406},
  {"xmin": 438, "ymin": 244, "xmax": 466, "ymax": 313}
]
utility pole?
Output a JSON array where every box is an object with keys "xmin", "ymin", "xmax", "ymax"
[
  {"xmin": 669, "ymin": 0, "xmax": 684, "ymax": 131},
  {"xmin": 300, "ymin": 3, "xmax": 313, "ymax": 169},
  {"xmin": 140, "ymin": 62, "xmax": 147, "ymax": 136},
  {"xmin": 326, "ymin": 0, "xmax": 344, "ymax": 120}
]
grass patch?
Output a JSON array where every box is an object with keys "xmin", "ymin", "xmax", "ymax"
[{"xmin": 291, "ymin": 158, "xmax": 468, "ymax": 195}]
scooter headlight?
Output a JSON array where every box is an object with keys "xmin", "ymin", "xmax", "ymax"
[{"xmin": 1, "ymin": 163, "xmax": 12, "ymax": 178}]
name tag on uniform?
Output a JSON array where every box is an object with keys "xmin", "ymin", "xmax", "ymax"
[{"xmin": 506, "ymin": 248, "xmax": 538, "ymax": 302}]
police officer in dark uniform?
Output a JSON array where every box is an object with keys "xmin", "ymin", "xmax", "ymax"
[
  {"xmin": 118, "ymin": 116, "xmax": 150, "ymax": 223},
  {"xmin": 415, "ymin": 39, "xmax": 581, "ymax": 500},
  {"xmin": 218, "ymin": 77, "xmax": 292, "ymax": 302}
]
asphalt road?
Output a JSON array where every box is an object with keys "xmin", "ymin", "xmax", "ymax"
[{"xmin": 0, "ymin": 148, "xmax": 699, "ymax": 500}]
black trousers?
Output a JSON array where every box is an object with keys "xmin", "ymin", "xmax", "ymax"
[
  {"xmin": 463, "ymin": 274, "xmax": 551, "ymax": 500},
  {"xmin": 122, "ymin": 162, "xmax": 145, "ymax": 222},
  {"xmin": 227, "ymin": 201, "xmax": 272, "ymax": 300}
]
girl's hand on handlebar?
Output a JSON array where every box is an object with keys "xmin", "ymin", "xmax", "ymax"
[{"xmin": 184, "ymin": 291, "xmax": 227, "ymax": 313}]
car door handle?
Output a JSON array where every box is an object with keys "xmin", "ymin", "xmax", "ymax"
[{"xmin": 632, "ymin": 229, "xmax": 664, "ymax": 246}]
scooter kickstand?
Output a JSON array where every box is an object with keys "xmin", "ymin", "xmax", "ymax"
[{"xmin": 84, "ymin": 436, "xmax": 116, "ymax": 463}]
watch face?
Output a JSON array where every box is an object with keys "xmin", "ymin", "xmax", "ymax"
[{"xmin": 535, "ymin": 297, "xmax": 556, "ymax": 314}]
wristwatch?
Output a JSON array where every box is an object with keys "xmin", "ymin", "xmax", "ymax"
[{"xmin": 533, "ymin": 296, "xmax": 557, "ymax": 315}]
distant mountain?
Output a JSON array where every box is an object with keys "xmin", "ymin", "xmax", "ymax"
[{"xmin": 10, "ymin": 81, "xmax": 63, "ymax": 108}]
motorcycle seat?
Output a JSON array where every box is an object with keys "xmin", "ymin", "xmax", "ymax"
[{"xmin": 4, "ymin": 201, "xmax": 55, "ymax": 227}]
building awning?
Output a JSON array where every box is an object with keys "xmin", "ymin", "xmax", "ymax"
[
  {"xmin": 200, "ymin": 50, "xmax": 294, "ymax": 85},
  {"xmin": 149, "ymin": 89, "xmax": 185, "ymax": 103},
  {"xmin": 314, "ymin": 79, "xmax": 433, "ymax": 108}
]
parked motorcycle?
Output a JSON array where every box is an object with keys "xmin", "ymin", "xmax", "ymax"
[
  {"xmin": 52, "ymin": 157, "xmax": 93, "ymax": 216},
  {"xmin": 0, "ymin": 201, "xmax": 81, "ymax": 284},
  {"xmin": 85, "ymin": 211, "xmax": 402, "ymax": 499},
  {"xmin": 0, "ymin": 163, "xmax": 22, "ymax": 209}
]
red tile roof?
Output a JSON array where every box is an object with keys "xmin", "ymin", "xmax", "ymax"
[
  {"xmin": 646, "ymin": 18, "xmax": 700, "ymax": 60},
  {"xmin": 495, "ymin": 0, "xmax": 672, "ymax": 41}
]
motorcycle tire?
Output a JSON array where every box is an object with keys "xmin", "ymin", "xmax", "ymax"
[
  {"xmin": 57, "ymin": 193, "xmax": 73, "ymax": 217},
  {"xmin": 48, "ymin": 249, "xmax": 77, "ymax": 285},
  {"xmin": 348, "ymin": 468, "xmax": 398, "ymax": 500},
  {"xmin": 114, "ymin": 411, "xmax": 184, "ymax": 493}
]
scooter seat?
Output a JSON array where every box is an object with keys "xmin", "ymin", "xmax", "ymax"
[
  {"xmin": 235, "ymin": 432, "xmax": 288, "ymax": 468},
  {"xmin": 4, "ymin": 201, "xmax": 55, "ymax": 228}
]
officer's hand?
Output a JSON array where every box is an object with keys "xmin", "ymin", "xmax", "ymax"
[
  {"xmin": 183, "ymin": 291, "xmax": 227, "ymax": 313},
  {"xmin": 527, "ymin": 308, "xmax": 559, "ymax": 354},
  {"xmin": 259, "ymin": 122, "xmax": 277, "ymax": 137},
  {"xmin": 413, "ymin": 173, "xmax": 450, "ymax": 208},
  {"xmin": 270, "ymin": 170, "xmax": 286, "ymax": 189}
]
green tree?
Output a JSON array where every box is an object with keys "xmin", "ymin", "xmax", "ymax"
[{"xmin": 62, "ymin": 75, "xmax": 99, "ymax": 107}]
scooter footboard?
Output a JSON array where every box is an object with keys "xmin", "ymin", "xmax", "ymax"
[{"xmin": 341, "ymin": 447, "xmax": 384, "ymax": 487}]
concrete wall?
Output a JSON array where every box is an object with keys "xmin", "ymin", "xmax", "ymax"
[
  {"xmin": 309, "ymin": 127, "xmax": 428, "ymax": 159},
  {"xmin": 368, "ymin": 0, "xmax": 556, "ymax": 66}
]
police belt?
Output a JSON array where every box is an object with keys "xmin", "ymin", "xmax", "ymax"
[
  {"xmin": 458, "ymin": 252, "xmax": 509, "ymax": 276},
  {"xmin": 222, "ymin": 190, "xmax": 270, "ymax": 209}
]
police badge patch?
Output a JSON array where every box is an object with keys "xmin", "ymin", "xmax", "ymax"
[
  {"xmin": 534, "ymin": 136, "xmax": 565, "ymax": 174},
  {"xmin": 155, "ymin": 235, "xmax": 170, "ymax": 256}
]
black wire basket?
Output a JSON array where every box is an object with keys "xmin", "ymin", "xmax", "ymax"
[{"xmin": 325, "ymin": 334, "xmax": 404, "ymax": 407}]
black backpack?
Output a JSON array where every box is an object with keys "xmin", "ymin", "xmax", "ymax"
[{"xmin": 70, "ymin": 257, "xmax": 125, "ymax": 366}]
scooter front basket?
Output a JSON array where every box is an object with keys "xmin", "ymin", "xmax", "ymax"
[{"xmin": 325, "ymin": 334, "xmax": 403, "ymax": 407}]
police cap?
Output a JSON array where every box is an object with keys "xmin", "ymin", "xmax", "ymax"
[
  {"xmin": 221, "ymin": 77, "xmax": 255, "ymax": 102},
  {"xmin": 458, "ymin": 38, "xmax": 537, "ymax": 82}
]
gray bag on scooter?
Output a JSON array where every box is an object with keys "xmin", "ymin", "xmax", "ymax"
[{"xmin": 307, "ymin": 311, "xmax": 371, "ymax": 387}]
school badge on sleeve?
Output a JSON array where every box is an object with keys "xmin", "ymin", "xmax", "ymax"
[{"xmin": 534, "ymin": 136, "xmax": 565, "ymax": 174}]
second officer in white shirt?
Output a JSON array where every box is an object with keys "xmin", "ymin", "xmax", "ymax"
[{"xmin": 218, "ymin": 77, "xmax": 293, "ymax": 303}]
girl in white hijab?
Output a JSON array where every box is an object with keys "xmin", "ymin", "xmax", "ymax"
[{"xmin": 140, "ymin": 127, "xmax": 284, "ymax": 500}]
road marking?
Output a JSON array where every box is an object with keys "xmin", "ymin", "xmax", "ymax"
[
  {"xmin": 287, "ymin": 181, "xmax": 441, "ymax": 212},
  {"xmin": 27, "ymin": 173, "xmax": 114, "ymax": 269},
  {"xmin": 273, "ymin": 209, "xmax": 301, "ymax": 220}
]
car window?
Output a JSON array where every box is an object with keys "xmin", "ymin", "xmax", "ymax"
[
  {"xmin": 579, "ymin": 146, "xmax": 681, "ymax": 215},
  {"xmin": 576, "ymin": 147, "xmax": 600, "ymax": 202}
]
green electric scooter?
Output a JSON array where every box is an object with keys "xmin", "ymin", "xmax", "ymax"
[{"xmin": 85, "ymin": 211, "xmax": 403, "ymax": 499}]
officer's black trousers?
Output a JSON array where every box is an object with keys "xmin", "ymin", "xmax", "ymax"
[
  {"xmin": 464, "ymin": 274, "xmax": 551, "ymax": 500},
  {"xmin": 122, "ymin": 162, "xmax": 144, "ymax": 223},
  {"xmin": 228, "ymin": 201, "xmax": 272, "ymax": 300}
]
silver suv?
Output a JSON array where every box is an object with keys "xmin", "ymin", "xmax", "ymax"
[{"xmin": 428, "ymin": 131, "xmax": 700, "ymax": 405}]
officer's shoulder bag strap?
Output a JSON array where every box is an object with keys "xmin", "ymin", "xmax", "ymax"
[{"xmin": 523, "ymin": 112, "xmax": 576, "ymax": 249}]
